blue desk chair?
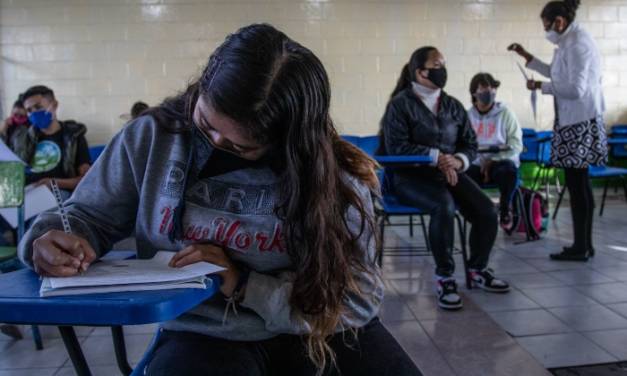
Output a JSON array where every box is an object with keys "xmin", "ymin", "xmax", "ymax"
[
  {"xmin": 0, "ymin": 161, "xmax": 43, "ymax": 349},
  {"xmin": 88, "ymin": 144, "xmax": 106, "ymax": 164},
  {"xmin": 553, "ymin": 164, "xmax": 627, "ymax": 218},
  {"xmin": 520, "ymin": 128, "xmax": 538, "ymax": 163},
  {"xmin": 130, "ymin": 329, "xmax": 162, "ymax": 376}
]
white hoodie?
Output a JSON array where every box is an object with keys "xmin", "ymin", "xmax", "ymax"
[{"xmin": 467, "ymin": 102, "xmax": 523, "ymax": 167}]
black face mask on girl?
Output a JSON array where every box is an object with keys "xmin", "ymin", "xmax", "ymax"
[{"xmin": 426, "ymin": 67, "xmax": 448, "ymax": 89}]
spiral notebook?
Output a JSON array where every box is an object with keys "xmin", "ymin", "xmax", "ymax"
[{"xmin": 40, "ymin": 251, "xmax": 224, "ymax": 297}]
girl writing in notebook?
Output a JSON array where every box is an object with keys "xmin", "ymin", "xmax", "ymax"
[{"xmin": 18, "ymin": 24, "xmax": 421, "ymax": 376}]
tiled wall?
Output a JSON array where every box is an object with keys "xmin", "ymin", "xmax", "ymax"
[{"xmin": 1, "ymin": 0, "xmax": 627, "ymax": 144}]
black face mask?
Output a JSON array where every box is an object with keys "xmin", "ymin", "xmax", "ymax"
[{"xmin": 426, "ymin": 67, "xmax": 448, "ymax": 89}]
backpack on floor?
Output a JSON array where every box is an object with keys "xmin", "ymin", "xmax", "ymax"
[{"xmin": 507, "ymin": 187, "xmax": 549, "ymax": 241}]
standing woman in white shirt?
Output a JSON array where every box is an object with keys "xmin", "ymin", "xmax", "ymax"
[{"xmin": 508, "ymin": 0, "xmax": 608, "ymax": 262}]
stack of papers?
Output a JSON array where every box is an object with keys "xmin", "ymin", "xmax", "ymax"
[{"xmin": 40, "ymin": 251, "xmax": 224, "ymax": 297}]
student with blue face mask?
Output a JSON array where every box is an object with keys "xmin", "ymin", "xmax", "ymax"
[{"xmin": 11, "ymin": 85, "xmax": 91, "ymax": 197}]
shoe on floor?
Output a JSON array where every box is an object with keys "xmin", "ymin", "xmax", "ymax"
[
  {"xmin": 499, "ymin": 211, "xmax": 513, "ymax": 231},
  {"xmin": 550, "ymin": 250, "xmax": 589, "ymax": 262},
  {"xmin": 470, "ymin": 268, "xmax": 510, "ymax": 293},
  {"xmin": 436, "ymin": 278, "xmax": 463, "ymax": 310}
]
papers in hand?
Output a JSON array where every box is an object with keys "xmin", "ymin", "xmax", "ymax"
[
  {"xmin": 0, "ymin": 140, "xmax": 25, "ymax": 164},
  {"xmin": 516, "ymin": 62, "xmax": 538, "ymax": 124},
  {"xmin": 0, "ymin": 184, "xmax": 58, "ymax": 228},
  {"xmin": 40, "ymin": 251, "xmax": 225, "ymax": 297}
]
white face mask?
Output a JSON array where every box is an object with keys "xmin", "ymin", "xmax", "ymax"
[{"xmin": 545, "ymin": 29, "xmax": 560, "ymax": 45}]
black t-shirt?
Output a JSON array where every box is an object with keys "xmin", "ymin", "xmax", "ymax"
[{"xmin": 27, "ymin": 129, "xmax": 90, "ymax": 184}]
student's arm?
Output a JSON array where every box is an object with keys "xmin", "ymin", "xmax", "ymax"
[
  {"xmin": 382, "ymin": 101, "xmax": 440, "ymax": 165},
  {"xmin": 527, "ymin": 57, "xmax": 551, "ymax": 79},
  {"xmin": 18, "ymin": 125, "xmax": 143, "ymax": 270},
  {"xmin": 239, "ymin": 179, "xmax": 383, "ymax": 334},
  {"xmin": 492, "ymin": 108, "xmax": 523, "ymax": 162},
  {"xmin": 453, "ymin": 108, "xmax": 478, "ymax": 172}
]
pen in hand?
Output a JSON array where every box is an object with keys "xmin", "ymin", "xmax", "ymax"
[{"xmin": 49, "ymin": 179, "xmax": 86, "ymax": 275}]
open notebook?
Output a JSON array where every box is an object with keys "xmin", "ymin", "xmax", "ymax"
[{"xmin": 40, "ymin": 251, "xmax": 224, "ymax": 297}]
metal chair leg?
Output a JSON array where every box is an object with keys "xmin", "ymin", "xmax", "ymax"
[
  {"xmin": 409, "ymin": 215, "xmax": 414, "ymax": 237},
  {"xmin": 600, "ymin": 179, "xmax": 609, "ymax": 217},
  {"xmin": 377, "ymin": 215, "xmax": 385, "ymax": 267},
  {"xmin": 31, "ymin": 325, "xmax": 43, "ymax": 350},
  {"xmin": 552, "ymin": 185, "xmax": 567, "ymax": 220},
  {"xmin": 111, "ymin": 326, "xmax": 132, "ymax": 376},
  {"xmin": 59, "ymin": 326, "xmax": 91, "ymax": 376},
  {"xmin": 455, "ymin": 215, "xmax": 471, "ymax": 290},
  {"xmin": 420, "ymin": 215, "xmax": 430, "ymax": 254}
]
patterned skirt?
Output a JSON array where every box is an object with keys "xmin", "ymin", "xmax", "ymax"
[{"xmin": 551, "ymin": 117, "xmax": 608, "ymax": 169}]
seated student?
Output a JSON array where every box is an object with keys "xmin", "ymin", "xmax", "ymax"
[
  {"xmin": 1, "ymin": 99, "xmax": 29, "ymax": 145},
  {"xmin": 18, "ymin": 24, "xmax": 422, "ymax": 376},
  {"xmin": 466, "ymin": 73, "xmax": 523, "ymax": 230},
  {"xmin": 11, "ymin": 86, "xmax": 91, "ymax": 198},
  {"xmin": 378, "ymin": 47, "xmax": 510, "ymax": 310}
]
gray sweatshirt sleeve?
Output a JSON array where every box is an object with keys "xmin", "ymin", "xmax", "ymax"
[
  {"xmin": 240, "ymin": 178, "xmax": 384, "ymax": 334},
  {"xmin": 18, "ymin": 121, "xmax": 147, "ymax": 267}
]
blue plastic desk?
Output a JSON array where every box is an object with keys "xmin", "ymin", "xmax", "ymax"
[
  {"xmin": 374, "ymin": 155, "xmax": 432, "ymax": 167},
  {"xmin": 0, "ymin": 268, "xmax": 220, "ymax": 376},
  {"xmin": 608, "ymin": 138, "xmax": 627, "ymax": 145}
]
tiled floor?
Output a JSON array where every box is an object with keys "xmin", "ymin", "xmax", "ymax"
[{"xmin": 1, "ymin": 191, "xmax": 626, "ymax": 375}]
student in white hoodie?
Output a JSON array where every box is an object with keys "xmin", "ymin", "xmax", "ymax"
[
  {"xmin": 466, "ymin": 73, "xmax": 523, "ymax": 230},
  {"xmin": 509, "ymin": 0, "xmax": 607, "ymax": 262}
]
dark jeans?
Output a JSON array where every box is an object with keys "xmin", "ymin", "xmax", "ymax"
[
  {"xmin": 146, "ymin": 318, "xmax": 422, "ymax": 376},
  {"xmin": 393, "ymin": 168, "xmax": 498, "ymax": 277},
  {"xmin": 564, "ymin": 167, "xmax": 594, "ymax": 252},
  {"xmin": 466, "ymin": 160, "xmax": 518, "ymax": 216}
]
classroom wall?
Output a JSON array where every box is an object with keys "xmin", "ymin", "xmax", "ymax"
[{"xmin": 1, "ymin": 0, "xmax": 627, "ymax": 144}]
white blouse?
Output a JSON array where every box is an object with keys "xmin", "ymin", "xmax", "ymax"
[{"xmin": 527, "ymin": 22, "xmax": 605, "ymax": 127}]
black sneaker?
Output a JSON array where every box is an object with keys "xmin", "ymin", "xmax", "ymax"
[
  {"xmin": 470, "ymin": 268, "xmax": 510, "ymax": 293},
  {"xmin": 436, "ymin": 278, "xmax": 463, "ymax": 310}
]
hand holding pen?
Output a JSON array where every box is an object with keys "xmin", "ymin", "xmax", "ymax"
[{"xmin": 30, "ymin": 180, "xmax": 97, "ymax": 277}]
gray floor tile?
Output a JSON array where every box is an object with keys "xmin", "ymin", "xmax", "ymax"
[
  {"xmin": 79, "ymin": 333, "xmax": 153, "ymax": 367},
  {"xmin": 583, "ymin": 328, "xmax": 627, "ymax": 361},
  {"xmin": 517, "ymin": 332, "xmax": 616, "ymax": 368},
  {"xmin": 384, "ymin": 321, "xmax": 455, "ymax": 376},
  {"xmin": 485, "ymin": 258, "xmax": 540, "ymax": 275},
  {"xmin": 0, "ymin": 370, "xmax": 57, "ymax": 376},
  {"xmin": 523, "ymin": 258, "xmax": 590, "ymax": 272},
  {"xmin": 16, "ymin": 325, "xmax": 94, "ymax": 340},
  {"xmin": 379, "ymin": 296, "xmax": 417, "ymax": 323},
  {"xmin": 404, "ymin": 291, "xmax": 485, "ymax": 321},
  {"xmin": 0, "ymin": 338, "xmax": 69, "ymax": 369},
  {"xmin": 607, "ymin": 302, "xmax": 627, "ymax": 319},
  {"xmin": 390, "ymin": 278, "xmax": 435, "ymax": 297},
  {"xmin": 487, "ymin": 309, "xmax": 572, "ymax": 337},
  {"xmin": 501, "ymin": 272, "xmax": 566, "ymax": 289},
  {"xmin": 549, "ymin": 269, "xmax": 616, "ymax": 285},
  {"xmin": 548, "ymin": 305, "xmax": 627, "ymax": 331},
  {"xmin": 90, "ymin": 324, "xmax": 158, "ymax": 336},
  {"xmin": 520, "ymin": 286, "xmax": 599, "ymax": 308},
  {"xmin": 54, "ymin": 365, "xmax": 123, "ymax": 376},
  {"xmin": 575, "ymin": 282, "xmax": 627, "ymax": 304},
  {"xmin": 465, "ymin": 289, "xmax": 540, "ymax": 312},
  {"xmin": 442, "ymin": 343, "xmax": 551, "ymax": 376}
]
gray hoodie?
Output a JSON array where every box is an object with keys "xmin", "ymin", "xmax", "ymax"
[
  {"xmin": 467, "ymin": 102, "xmax": 523, "ymax": 167},
  {"xmin": 18, "ymin": 115, "xmax": 383, "ymax": 341}
]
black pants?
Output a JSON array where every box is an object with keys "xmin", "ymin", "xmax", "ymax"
[
  {"xmin": 564, "ymin": 167, "xmax": 594, "ymax": 253},
  {"xmin": 466, "ymin": 160, "xmax": 518, "ymax": 217},
  {"xmin": 146, "ymin": 318, "xmax": 421, "ymax": 376},
  {"xmin": 393, "ymin": 169, "xmax": 498, "ymax": 277}
]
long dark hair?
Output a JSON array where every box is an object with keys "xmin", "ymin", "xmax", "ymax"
[
  {"xmin": 148, "ymin": 24, "xmax": 379, "ymax": 371},
  {"xmin": 541, "ymin": 0, "xmax": 581, "ymax": 24},
  {"xmin": 388, "ymin": 46, "xmax": 437, "ymax": 100}
]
